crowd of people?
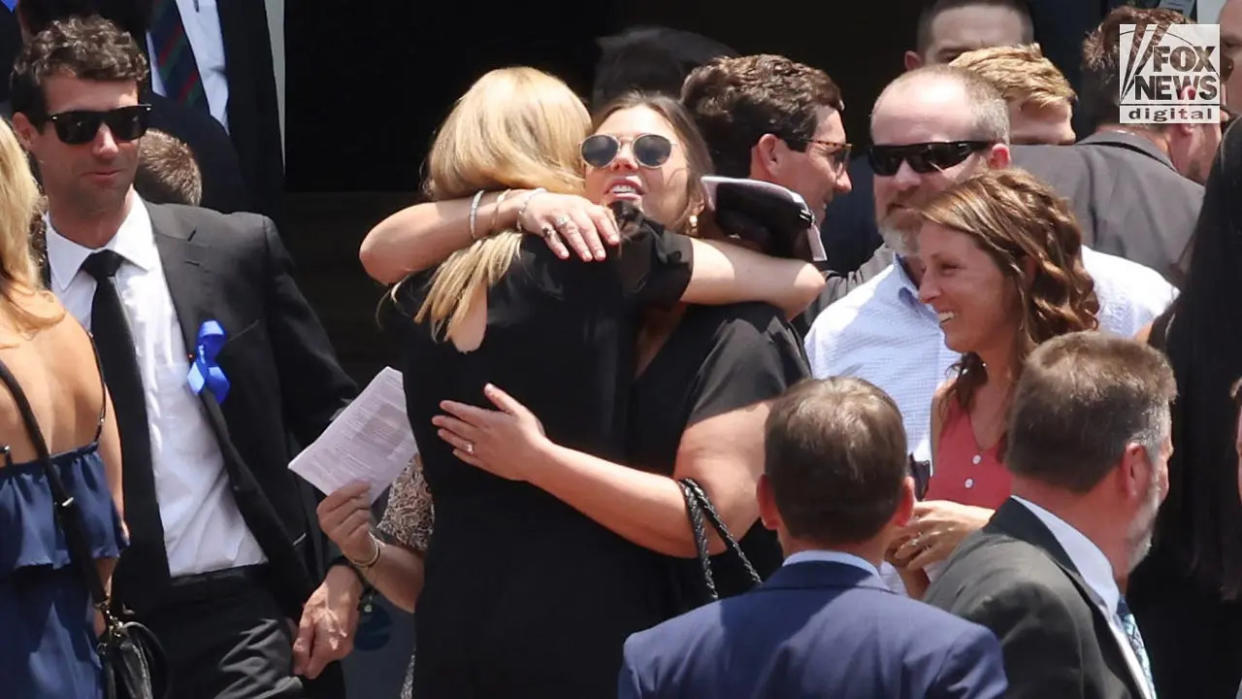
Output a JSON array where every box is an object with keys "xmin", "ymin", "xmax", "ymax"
[{"xmin": 4, "ymin": 0, "xmax": 1242, "ymax": 698}]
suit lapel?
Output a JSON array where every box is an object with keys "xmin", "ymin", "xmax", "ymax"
[
  {"xmin": 149, "ymin": 202, "xmax": 217, "ymax": 355},
  {"xmin": 990, "ymin": 499, "xmax": 1147, "ymax": 698},
  {"xmin": 147, "ymin": 202, "xmax": 313, "ymax": 609}
]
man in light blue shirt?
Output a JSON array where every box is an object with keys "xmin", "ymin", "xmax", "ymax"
[{"xmin": 805, "ymin": 65, "xmax": 1174, "ymax": 463}]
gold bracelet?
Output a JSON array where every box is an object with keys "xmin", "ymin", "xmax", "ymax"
[
  {"xmin": 488, "ymin": 189, "xmax": 513, "ymax": 235},
  {"xmin": 347, "ymin": 533, "xmax": 382, "ymax": 569}
]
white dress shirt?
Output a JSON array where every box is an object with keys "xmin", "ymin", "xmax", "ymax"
[
  {"xmin": 784, "ymin": 550, "xmax": 880, "ymax": 578},
  {"xmin": 804, "ymin": 249, "xmax": 1176, "ymax": 463},
  {"xmin": 147, "ymin": 0, "xmax": 230, "ymax": 132},
  {"xmin": 45, "ymin": 194, "xmax": 265, "ymax": 575},
  {"xmin": 1011, "ymin": 496, "xmax": 1153, "ymax": 699}
]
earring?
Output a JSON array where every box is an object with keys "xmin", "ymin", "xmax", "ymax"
[{"xmin": 687, "ymin": 213, "xmax": 699, "ymax": 237}]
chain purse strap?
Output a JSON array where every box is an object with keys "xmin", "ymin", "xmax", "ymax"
[{"xmin": 677, "ymin": 477, "xmax": 762, "ymax": 602}]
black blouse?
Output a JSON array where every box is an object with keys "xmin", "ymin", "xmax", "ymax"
[
  {"xmin": 393, "ymin": 224, "xmax": 693, "ymax": 698},
  {"xmin": 627, "ymin": 301, "xmax": 811, "ymax": 612}
]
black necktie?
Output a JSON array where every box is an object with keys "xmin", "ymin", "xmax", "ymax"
[{"xmin": 81, "ymin": 250, "xmax": 170, "ymax": 605}]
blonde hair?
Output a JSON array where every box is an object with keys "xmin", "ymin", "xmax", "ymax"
[
  {"xmin": 950, "ymin": 44, "xmax": 1076, "ymax": 111},
  {"xmin": 410, "ymin": 67, "xmax": 590, "ymax": 340},
  {"xmin": 0, "ymin": 117, "xmax": 56, "ymax": 335}
]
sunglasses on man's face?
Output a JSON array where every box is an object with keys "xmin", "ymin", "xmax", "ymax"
[
  {"xmin": 868, "ymin": 140, "xmax": 992, "ymax": 176},
  {"xmin": 792, "ymin": 138, "xmax": 852, "ymax": 171},
  {"xmin": 581, "ymin": 133, "xmax": 673, "ymax": 169},
  {"xmin": 45, "ymin": 104, "xmax": 152, "ymax": 145}
]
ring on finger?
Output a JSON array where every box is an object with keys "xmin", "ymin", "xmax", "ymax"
[
  {"xmin": 553, "ymin": 214, "xmax": 571, "ymax": 227},
  {"xmin": 541, "ymin": 225, "xmax": 557, "ymax": 240},
  {"xmin": 464, "ymin": 442, "xmax": 474, "ymax": 455}
]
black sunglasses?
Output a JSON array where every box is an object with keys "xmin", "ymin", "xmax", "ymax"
[
  {"xmin": 44, "ymin": 104, "xmax": 152, "ymax": 145},
  {"xmin": 868, "ymin": 140, "xmax": 992, "ymax": 176},
  {"xmin": 581, "ymin": 133, "xmax": 673, "ymax": 169}
]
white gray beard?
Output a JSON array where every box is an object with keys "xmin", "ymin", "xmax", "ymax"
[{"xmin": 879, "ymin": 223, "xmax": 918, "ymax": 257}]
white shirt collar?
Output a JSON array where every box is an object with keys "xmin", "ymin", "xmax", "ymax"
[
  {"xmin": 45, "ymin": 191, "xmax": 157, "ymax": 292},
  {"xmin": 784, "ymin": 549, "xmax": 881, "ymax": 578},
  {"xmin": 1011, "ymin": 495, "xmax": 1121, "ymax": 616}
]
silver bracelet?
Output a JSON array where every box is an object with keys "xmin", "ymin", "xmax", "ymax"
[
  {"xmin": 468, "ymin": 190, "xmax": 486, "ymax": 241},
  {"xmin": 514, "ymin": 187, "xmax": 547, "ymax": 232}
]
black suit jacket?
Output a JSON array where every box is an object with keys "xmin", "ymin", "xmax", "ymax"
[
  {"xmin": 145, "ymin": 202, "xmax": 355, "ymax": 617},
  {"xmin": 924, "ymin": 498, "xmax": 1145, "ymax": 699},
  {"xmin": 1011, "ymin": 132, "xmax": 1203, "ymax": 286},
  {"xmin": 216, "ymin": 0, "xmax": 285, "ymax": 221}
]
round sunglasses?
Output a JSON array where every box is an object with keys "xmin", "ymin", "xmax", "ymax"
[{"xmin": 581, "ymin": 133, "xmax": 673, "ymax": 169}]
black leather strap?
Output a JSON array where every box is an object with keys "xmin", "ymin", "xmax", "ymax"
[{"xmin": 678, "ymin": 477, "xmax": 762, "ymax": 601}]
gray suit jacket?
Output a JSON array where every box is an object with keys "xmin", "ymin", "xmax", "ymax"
[{"xmin": 1012, "ymin": 131, "xmax": 1203, "ymax": 286}]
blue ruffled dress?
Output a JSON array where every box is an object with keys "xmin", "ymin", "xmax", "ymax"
[{"xmin": 0, "ymin": 444, "xmax": 128, "ymax": 698}]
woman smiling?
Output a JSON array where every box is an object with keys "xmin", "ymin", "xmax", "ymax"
[{"xmin": 889, "ymin": 168, "xmax": 1099, "ymax": 595}]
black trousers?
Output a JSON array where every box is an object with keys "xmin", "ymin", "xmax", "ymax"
[{"xmin": 139, "ymin": 566, "xmax": 345, "ymax": 699}]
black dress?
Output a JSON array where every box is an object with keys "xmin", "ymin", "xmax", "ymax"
[
  {"xmin": 394, "ymin": 223, "xmax": 692, "ymax": 699},
  {"xmin": 627, "ymin": 301, "xmax": 810, "ymax": 613}
]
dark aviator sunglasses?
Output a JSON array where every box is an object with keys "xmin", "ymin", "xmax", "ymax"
[
  {"xmin": 868, "ymin": 140, "xmax": 993, "ymax": 176},
  {"xmin": 43, "ymin": 104, "xmax": 152, "ymax": 145},
  {"xmin": 581, "ymin": 133, "xmax": 673, "ymax": 169}
]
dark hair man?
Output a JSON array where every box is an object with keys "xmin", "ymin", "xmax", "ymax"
[
  {"xmin": 682, "ymin": 54, "xmax": 853, "ymax": 333},
  {"xmin": 925, "ymin": 331, "xmax": 1176, "ymax": 698},
  {"xmin": 682, "ymin": 54, "xmax": 852, "ymax": 222},
  {"xmin": 10, "ymin": 16, "xmax": 357, "ymax": 698},
  {"xmin": 135, "ymin": 128, "xmax": 202, "ymax": 206},
  {"xmin": 1011, "ymin": 6, "xmax": 1213, "ymax": 286},
  {"xmin": 12, "ymin": 0, "xmax": 250, "ymax": 214},
  {"xmin": 620, "ymin": 377, "xmax": 1007, "ymax": 699}
]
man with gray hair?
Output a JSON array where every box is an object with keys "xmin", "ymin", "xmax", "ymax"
[
  {"xmin": 925, "ymin": 331, "xmax": 1176, "ymax": 698},
  {"xmin": 805, "ymin": 64, "xmax": 1174, "ymax": 464}
]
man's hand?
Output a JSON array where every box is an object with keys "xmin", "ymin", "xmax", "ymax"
[{"xmin": 293, "ymin": 565, "xmax": 363, "ymax": 679}]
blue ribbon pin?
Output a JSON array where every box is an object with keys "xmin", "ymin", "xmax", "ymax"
[{"xmin": 187, "ymin": 321, "xmax": 230, "ymax": 403}]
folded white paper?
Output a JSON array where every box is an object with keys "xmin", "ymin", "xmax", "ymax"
[{"xmin": 289, "ymin": 366, "xmax": 417, "ymax": 503}]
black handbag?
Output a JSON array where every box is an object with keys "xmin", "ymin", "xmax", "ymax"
[
  {"xmin": 677, "ymin": 477, "xmax": 762, "ymax": 602},
  {"xmin": 0, "ymin": 359, "xmax": 169, "ymax": 699}
]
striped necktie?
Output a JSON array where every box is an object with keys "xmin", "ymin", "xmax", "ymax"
[
  {"xmin": 149, "ymin": 0, "xmax": 208, "ymax": 112},
  {"xmin": 1117, "ymin": 596, "xmax": 1159, "ymax": 699}
]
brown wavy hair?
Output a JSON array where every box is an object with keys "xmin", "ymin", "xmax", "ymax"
[{"xmin": 919, "ymin": 168, "xmax": 1100, "ymax": 412}]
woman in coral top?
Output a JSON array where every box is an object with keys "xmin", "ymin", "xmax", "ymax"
[{"xmin": 890, "ymin": 168, "xmax": 1098, "ymax": 597}]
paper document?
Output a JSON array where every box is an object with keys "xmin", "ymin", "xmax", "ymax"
[{"xmin": 289, "ymin": 366, "xmax": 417, "ymax": 503}]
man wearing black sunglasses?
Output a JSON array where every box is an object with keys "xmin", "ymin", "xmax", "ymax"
[
  {"xmin": 10, "ymin": 17, "xmax": 357, "ymax": 699},
  {"xmin": 804, "ymin": 64, "xmax": 1176, "ymax": 596}
]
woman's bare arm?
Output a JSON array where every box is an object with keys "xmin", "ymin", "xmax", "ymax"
[{"xmin": 359, "ymin": 191, "xmax": 618, "ymax": 284}]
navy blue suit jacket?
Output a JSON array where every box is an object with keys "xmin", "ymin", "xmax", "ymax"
[{"xmin": 619, "ymin": 560, "xmax": 1008, "ymax": 699}]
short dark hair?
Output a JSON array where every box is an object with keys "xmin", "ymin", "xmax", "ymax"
[
  {"xmin": 682, "ymin": 54, "xmax": 844, "ymax": 178},
  {"xmin": 11, "ymin": 15, "xmax": 149, "ymax": 124},
  {"xmin": 764, "ymin": 377, "xmax": 908, "ymax": 545},
  {"xmin": 1007, "ymin": 332, "xmax": 1177, "ymax": 493},
  {"xmin": 1079, "ymin": 6, "xmax": 1189, "ymax": 132},
  {"xmin": 591, "ymin": 26, "xmax": 736, "ymax": 108},
  {"xmin": 135, "ymin": 129, "xmax": 202, "ymax": 206},
  {"xmin": 915, "ymin": 0, "xmax": 1034, "ymax": 58}
]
